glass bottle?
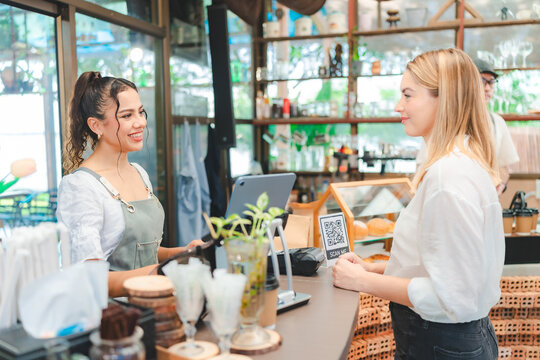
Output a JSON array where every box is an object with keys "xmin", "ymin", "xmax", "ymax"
[
  {"xmin": 89, "ymin": 326, "xmax": 145, "ymax": 360},
  {"xmin": 256, "ymin": 91, "xmax": 264, "ymax": 120},
  {"xmin": 45, "ymin": 338, "xmax": 71, "ymax": 360}
]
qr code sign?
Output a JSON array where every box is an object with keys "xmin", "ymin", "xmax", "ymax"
[
  {"xmin": 322, "ymin": 218, "xmax": 346, "ymax": 247},
  {"xmin": 318, "ymin": 213, "xmax": 350, "ymax": 264}
]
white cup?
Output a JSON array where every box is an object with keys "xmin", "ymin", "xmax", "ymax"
[
  {"xmin": 263, "ymin": 21, "xmax": 280, "ymax": 38},
  {"xmin": 358, "ymin": 14, "xmax": 372, "ymax": 31},
  {"xmin": 516, "ymin": 9, "xmax": 532, "ymax": 19},
  {"xmin": 406, "ymin": 7, "xmax": 427, "ymax": 28},
  {"xmin": 533, "ymin": 4, "xmax": 540, "ymax": 18},
  {"xmin": 295, "ymin": 17, "xmax": 312, "ymax": 36},
  {"xmin": 327, "ymin": 12, "xmax": 346, "ymax": 33}
]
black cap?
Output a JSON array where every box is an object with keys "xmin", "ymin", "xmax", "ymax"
[{"xmin": 473, "ymin": 58, "xmax": 498, "ymax": 79}]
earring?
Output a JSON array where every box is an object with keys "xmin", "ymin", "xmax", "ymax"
[{"xmin": 97, "ymin": 133, "xmax": 102, "ymax": 140}]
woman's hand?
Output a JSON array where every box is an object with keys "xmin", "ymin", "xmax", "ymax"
[
  {"xmin": 186, "ymin": 239, "xmax": 204, "ymax": 249},
  {"xmin": 158, "ymin": 240, "xmax": 203, "ymax": 262},
  {"xmin": 332, "ymin": 254, "xmax": 369, "ymax": 292}
]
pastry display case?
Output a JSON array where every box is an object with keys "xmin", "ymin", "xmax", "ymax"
[{"xmin": 290, "ymin": 178, "xmax": 414, "ymax": 251}]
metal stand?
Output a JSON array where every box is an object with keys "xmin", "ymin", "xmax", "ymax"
[{"xmin": 266, "ymin": 218, "xmax": 311, "ymax": 313}]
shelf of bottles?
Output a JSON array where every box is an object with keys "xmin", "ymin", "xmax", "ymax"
[{"xmin": 254, "ymin": 0, "xmax": 540, "ymax": 177}]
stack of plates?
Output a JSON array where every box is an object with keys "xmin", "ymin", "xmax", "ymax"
[{"xmin": 123, "ymin": 275, "xmax": 184, "ymax": 348}]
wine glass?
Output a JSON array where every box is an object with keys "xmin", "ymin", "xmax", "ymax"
[
  {"xmin": 496, "ymin": 41, "xmax": 511, "ymax": 68},
  {"xmin": 162, "ymin": 258, "xmax": 209, "ymax": 357},
  {"xmin": 509, "ymin": 40, "xmax": 521, "ymax": 68},
  {"xmin": 518, "ymin": 41, "xmax": 533, "ymax": 67},
  {"xmin": 202, "ymin": 269, "xmax": 247, "ymax": 359}
]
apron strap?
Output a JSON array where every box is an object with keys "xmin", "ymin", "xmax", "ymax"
[{"xmin": 75, "ymin": 167, "xmax": 135, "ymax": 213}]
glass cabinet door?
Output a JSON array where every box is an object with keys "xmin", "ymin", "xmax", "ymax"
[{"xmin": 0, "ymin": 5, "xmax": 61, "ymax": 227}]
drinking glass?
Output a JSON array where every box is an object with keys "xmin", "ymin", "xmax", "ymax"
[
  {"xmin": 518, "ymin": 41, "xmax": 533, "ymax": 67},
  {"xmin": 509, "ymin": 40, "xmax": 521, "ymax": 68},
  {"xmin": 202, "ymin": 269, "xmax": 246, "ymax": 359},
  {"xmin": 496, "ymin": 41, "xmax": 511, "ymax": 68},
  {"xmin": 162, "ymin": 258, "xmax": 209, "ymax": 357}
]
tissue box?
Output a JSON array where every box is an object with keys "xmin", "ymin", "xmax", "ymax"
[{"xmin": 0, "ymin": 301, "xmax": 155, "ymax": 360}]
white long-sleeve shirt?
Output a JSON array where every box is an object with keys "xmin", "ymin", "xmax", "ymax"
[
  {"xmin": 56, "ymin": 163, "xmax": 153, "ymax": 264},
  {"xmin": 385, "ymin": 149, "xmax": 505, "ymax": 323}
]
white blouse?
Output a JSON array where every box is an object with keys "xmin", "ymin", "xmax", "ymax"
[
  {"xmin": 56, "ymin": 163, "xmax": 153, "ymax": 264},
  {"xmin": 385, "ymin": 149, "xmax": 505, "ymax": 323}
]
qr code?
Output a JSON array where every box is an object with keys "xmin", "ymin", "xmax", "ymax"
[{"xmin": 323, "ymin": 218, "xmax": 345, "ymax": 246}]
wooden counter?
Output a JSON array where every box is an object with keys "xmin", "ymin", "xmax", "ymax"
[{"xmin": 195, "ymin": 267, "xmax": 359, "ymax": 360}]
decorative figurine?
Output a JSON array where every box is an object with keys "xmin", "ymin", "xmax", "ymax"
[
  {"xmin": 496, "ymin": 1, "xmax": 514, "ymax": 20},
  {"xmin": 329, "ymin": 44, "xmax": 343, "ymax": 77},
  {"xmin": 386, "ymin": 9, "xmax": 400, "ymax": 28}
]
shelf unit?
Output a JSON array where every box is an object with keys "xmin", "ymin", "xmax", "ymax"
[
  {"xmin": 252, "ymin": 8, "xmax": 540, "ymax": 122},
  {"xmin": 253, "ymin": 114, "xmax": 540, "ymax": 126},
  {"xmin": 251, "ymin": 2, "xmax": 540, "ymax": 174},
  {"xmin": 249, "ymin": 1, "xmax": 540, "ymax": 178}
]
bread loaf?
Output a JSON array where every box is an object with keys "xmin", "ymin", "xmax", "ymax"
[
  {"xmin": 363, "ymin": 254, "xmax": 390, "ymax": 263},
  {"xmin": 384, "ymin": 219, "xmax": 395, "ymax": 233},
  {"xmin": 367, "ymin": 218, "xmax": 390, "ymax": 236},
  {"xmin": 353, "ymin": 220, "xmax": 368, "ymax": 240}
]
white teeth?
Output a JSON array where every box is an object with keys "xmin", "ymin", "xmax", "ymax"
[{"xmin": 129, "ymin": 133, "xmax": 142, "ymax": 139}]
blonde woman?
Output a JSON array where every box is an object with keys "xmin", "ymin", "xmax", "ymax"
[{"xmin": 333, "ymin": 49, "xmax": 503, "ymax": 359}]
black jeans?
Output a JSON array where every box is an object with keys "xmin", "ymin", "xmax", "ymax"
[{"xmin": 389, "ymin": 302, "xmax": 498, "ymax": 359}]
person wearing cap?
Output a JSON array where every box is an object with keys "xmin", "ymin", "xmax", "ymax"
[{"xmin": 415, "ymin": 58, "xmax": 519, "ymax": 195}]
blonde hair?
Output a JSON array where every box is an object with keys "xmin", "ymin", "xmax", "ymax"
[{"xmin": 410, "ymin": 48, "xmax": 499, "ymax": 189}]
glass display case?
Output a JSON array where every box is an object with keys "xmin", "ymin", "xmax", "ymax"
[{"xmin": 291, "ymin": 178, "xmax": 414, "ymax": 252}]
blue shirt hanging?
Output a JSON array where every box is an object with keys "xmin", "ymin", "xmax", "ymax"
[
  {"xmin": 176, "ymin": 121, "xmax": 202, "ymax": 246},
  {"xmin": 194, "ymin": 121, "xmax": 211, "ymax": 236}
]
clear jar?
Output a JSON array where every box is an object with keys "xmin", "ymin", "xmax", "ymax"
[{"xmin": 89, "ymin": 326, "xmax": 145, "ymax": 360}]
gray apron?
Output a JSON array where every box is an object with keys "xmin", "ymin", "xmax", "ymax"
[{"xmin": 76, "ymin": 167, "xmax": 164, "ymax": 271}]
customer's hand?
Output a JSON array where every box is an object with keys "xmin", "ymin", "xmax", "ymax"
[
  {"xmin": 338, "ymin": 252, "xmax": 375, "ymax": 272},
  {"xmin": 332, "ymin": 257, "xmax": 368, "ymax": 292}
]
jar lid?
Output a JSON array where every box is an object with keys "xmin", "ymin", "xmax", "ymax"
[
  {"xmin": 515, "ymin": 208, "xmax": 533, "ymax": 216},
  {"xmin": 502, "ymin": 209, "xmax": 514, "ymax": 217},
  {"xmin": 265, "ymin": 274, "xmax": 279, "ymax": 291}
]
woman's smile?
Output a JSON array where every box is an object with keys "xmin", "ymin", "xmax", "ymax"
[{"xmin": 128, "ymin": 131, "xmax": 144, "ymax": 142}]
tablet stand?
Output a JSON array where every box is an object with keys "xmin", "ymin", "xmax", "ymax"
[{"xmin": 266, "ymin": 219, "xmax": 311, "ymax": 313}]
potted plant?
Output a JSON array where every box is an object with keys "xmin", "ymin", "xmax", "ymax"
[
  {"xmin": 350, "ymin": 35, "xmax": 367, "ymax": 77},
  {"xmin": 208, "ymin": 192, "xmax": 283, "ymax": 347}
]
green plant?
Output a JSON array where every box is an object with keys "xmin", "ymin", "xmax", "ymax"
[
  {"xmin": 208, "ymin": 192, "xmax": 283, "ymax": 325},
  {"xmin": 351, "ymin": 37, "xmax": 367, "ymax": 62},
  {"xmin": 209, "ymin": 192, "xmax": 284, "ymax": 244}
]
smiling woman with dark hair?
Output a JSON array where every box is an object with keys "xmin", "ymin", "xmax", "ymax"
[{"xmin": 57, "ymin": 71, "xmax": 202, "ymax": 297}]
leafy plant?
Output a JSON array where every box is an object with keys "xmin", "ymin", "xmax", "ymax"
[{"xmin": 209, "ymin": 192, "xmax": 284, "ymax": 244}]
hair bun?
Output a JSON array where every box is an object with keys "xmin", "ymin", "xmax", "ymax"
[{"xmin": 88, "ymin": 71, "xmax": 102, "ymax": 83}]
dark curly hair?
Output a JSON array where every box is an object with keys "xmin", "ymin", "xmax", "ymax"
[{"xmin": 64, "ymin": 71, "xmax": 138, "ymax": 173}]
